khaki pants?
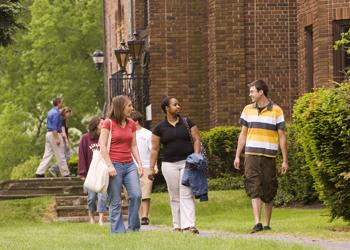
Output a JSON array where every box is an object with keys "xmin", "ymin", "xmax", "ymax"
[
  {"xmin": 162, "ymin": 160, "xmax": 196, "ymax": 229},
  {"xmin": 36, "ymin": 132, "xmax": 70, "ymax": 176}
]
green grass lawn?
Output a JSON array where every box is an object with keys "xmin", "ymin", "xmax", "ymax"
[
  {"xmin": 0, "ymin": 190, "xmax": 349, "ymax": 249},
  {"xmin": 150, "ymin": 190, "xmax": 350, "ymax": 241}
]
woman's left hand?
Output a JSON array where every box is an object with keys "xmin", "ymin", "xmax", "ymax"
[{"xmin": 138, "ymin": 165, "xmax": 143, "ymax": 177}]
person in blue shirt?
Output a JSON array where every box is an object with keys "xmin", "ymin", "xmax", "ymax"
[{"xmin": 35, "ymin": 97, "xmax": 72, "ymax": 177}]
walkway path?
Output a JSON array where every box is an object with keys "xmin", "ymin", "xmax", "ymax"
[{"xmin": 141, "ymin": 224, "xmax": 350, "ymax": 250}]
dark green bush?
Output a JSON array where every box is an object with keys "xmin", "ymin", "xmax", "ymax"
[
  {"xmin": 10, "ymin": 156, "xmax": 41, "ymax": 179},
  {"xmin": 208, "ymin": 175, "xmax": 244, "ymax": 190},
  {"xmin": 201, "ymin": 126, "xmax": 242, "ymax": 178},
  {"xmin": 293, "ymin": 82, "xmax": 350, "ymax": 221},
  {"xmin": 274, "ymin": 124, "xmax": 317, "ymax": 206}
]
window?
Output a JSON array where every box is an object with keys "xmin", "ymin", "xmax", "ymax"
[
  {"xmin": 333, "ymin": 20, "xmax": 350, "ymax": 83},
  {"xmin": 305, "ymin": 25, "xmax": 314, "ymax": 92},
  {"xmin": 144, "ymin": 0, "xmax": 148, "ymax": 28}
]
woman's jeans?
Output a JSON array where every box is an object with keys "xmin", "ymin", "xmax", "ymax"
[
  {"xmin": 108, "ymin": 161, "xmax": 141, "ymax": 233},
  {"xmin": 87, "ymin": 190, "xmax": 107, "ymax": 213}
]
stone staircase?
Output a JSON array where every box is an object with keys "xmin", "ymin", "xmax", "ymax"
[{"xmin": 0, "ymin": 177, "xmax": 127, "ymax": 222}]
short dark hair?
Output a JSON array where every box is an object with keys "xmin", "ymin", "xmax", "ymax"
[
  {"xmin": 161, "ymin": 96, "xmax": 175, "ymax": 114},
  {"xmin": 53, "ymin": 97, "xmax": 62, "ymax": 106},
  {"xmin": 248, "ymin": 80, "xmax": 269, "ymax": 96},
  {"xmin": 130, "ymin": 111, "xmax": 143, "ymax": 126}
]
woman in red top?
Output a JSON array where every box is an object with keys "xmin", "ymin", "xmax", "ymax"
[{"xmin": 100, "ymin": 95, "xmax": 143, "ymax": 233}]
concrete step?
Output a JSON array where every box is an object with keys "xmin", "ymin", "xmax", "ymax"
[
  {"xmin": 0, "ymin": 185, "xmax": 84, "ymax": 196},
  {"xmin": 55, "ymin": 194, "xmax": 126, "ymax": 207},
  {"xmin": 55, "ymin": 214, "xmax": 128, "ymax": 223},
  {"xmin": 2, "ymin": 180, "xmax": 83, "ymax": 190},
  {"xmin": 0, "ymin": 193, "xmax": 82, "ymax": 200},
  {"xmin": 56, "ymin": 196, "xmax": 87, "ymax": 207},
  {"xmin": 56, "ymin": 204, "xmax": 128, "ymax": 217},
  {"xmin": 0, "ymin": 177, "xmax": 82, "ymax": 188}
]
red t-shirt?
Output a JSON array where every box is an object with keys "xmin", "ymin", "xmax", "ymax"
[{"xmin": 102, "ymin": 119, "xmax": 136, "ymax": 162}]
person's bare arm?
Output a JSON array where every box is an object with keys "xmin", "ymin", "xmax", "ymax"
[
  {"xmin": 233, "ymin": 126, "xmax": 248, "ymax": 170},
  {"xmin": 150, "ymin": 135, "xmax": 160, "ymax": 175},
  {"xmin": 131, "ymin": 132, "xmax": 143, "ymax": 176},
  {"xmin": 99, "ymin": 127, "xmax": 116, "ymax": 176},
  {"xmin": 190, "ymin": 125, "xmax": 201, "ymax": 154},
  {"xmin": 278, "ymin": 129, "xmax": 288, "ymax": 174}
]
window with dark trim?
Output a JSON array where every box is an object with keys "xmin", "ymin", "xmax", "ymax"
[
  {"xmin": 333, "ymin": 20, "xmax": 350, "ymax": 83},
  {"xmin": 305, "ymin": 25, "xmax": 314, "ymax": 92},
  {"xmin": 144, "ymin": 0, "xmax": 148, "ymax": 28}
]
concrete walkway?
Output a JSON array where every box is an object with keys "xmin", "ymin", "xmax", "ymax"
[{"xmin": 141, "ymin": 224, "xmax": 350, "ymax": 250}]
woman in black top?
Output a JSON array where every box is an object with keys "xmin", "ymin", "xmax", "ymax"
[{"xmin": 150, "ymin": 96, "xmax": 201, "ymax": 234}]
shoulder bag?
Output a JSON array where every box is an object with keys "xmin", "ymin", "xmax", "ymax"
[{"xmin": 83, "ymin": 119, "xmax": 112, "ymax": 193}]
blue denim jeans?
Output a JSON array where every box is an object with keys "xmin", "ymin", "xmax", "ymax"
[
  {"xmin": 108, "ymin": 161, "xmax": 141, "ymax": 233},
  {"xmin": 87, "ymin": 190, "xmax": 107, "ymax": 213}
]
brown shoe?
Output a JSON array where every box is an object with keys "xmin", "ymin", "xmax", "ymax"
[{"xmin": 182, "ymin": 226, "xmax": 199, "ymax": 234}]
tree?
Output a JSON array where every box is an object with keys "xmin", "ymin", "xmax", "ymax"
[
  {"xmin": 0, "ymin": 0, "xmax": 24, "ymax": 46},
  {"xmin": 0, "ymin": 0, "xmax": 104, "ymax": 179}
]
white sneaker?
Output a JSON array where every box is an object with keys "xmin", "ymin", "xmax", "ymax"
[{"xmin": 98, "ymin": 220, "xmax": 103, "ymax": 226}]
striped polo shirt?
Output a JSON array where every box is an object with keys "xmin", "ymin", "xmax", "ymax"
[{"xmin": 239, "ymin": 100, "xmax": 285, "ymax": 158}]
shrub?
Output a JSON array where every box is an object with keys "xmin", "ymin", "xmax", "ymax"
[
  {"xmin": 201, "ymin": 126, "xmax": 242, "ymax": 178},
  {"xmin": 208, "ymin": 175, "xmax": 244, "ymax": 191},
  {"xmin": 68, "ymin": 154, "xmax": 78, "ymax": 175},
  {"xmin": 293, "ymin": 82, "xmax": 350, "ymax": 221},
  {"xmin": 10, "ymin": 156, "xmax": 41, "ymax": 179},
  {"xmin": 274, "ymin": 124, "xmax": 318, "ymax": 206}
]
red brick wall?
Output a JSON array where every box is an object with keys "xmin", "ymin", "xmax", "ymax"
[
  {"xmin": 208, "ymin": 0, "xmax": 247, "ymax": 126},
  {"xmin": 298, "ymin": 0, "xmax": 350, "ymax": 95},
  {"xmin": 148, "ymin": 0, "xmax": 209, "ymax": 130},
  {"xmin": 244, "ymin": 0, "xmax": 298, "ymax": 120},
  {"xmin": 104, "ymin": 0, "xmax": 130, "ymax": 102},
  {"xmin": 104, "ymin": 0, "xmax": 303, "ymax": 128}
]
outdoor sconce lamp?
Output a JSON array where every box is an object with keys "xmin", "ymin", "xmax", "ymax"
[
  {"xmin": 128, "ymin": 33, "xmax": 145, "ymax": 63},
  {"xmin": 114, "ymin": 41, "xmax": 130, "ymax": 72},
  {"xmin": 91, "ymin": 49, "xmax": 104, "ymax": 71}
]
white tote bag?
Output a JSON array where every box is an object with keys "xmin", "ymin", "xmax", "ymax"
[{"xmin": 83, "ymin": 120, "xmax": 112, "ymax": 193}]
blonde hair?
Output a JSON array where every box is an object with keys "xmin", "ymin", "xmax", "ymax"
[{"xmin": 61, "ymin": 107, "xmax": 72, "ymax": 117}]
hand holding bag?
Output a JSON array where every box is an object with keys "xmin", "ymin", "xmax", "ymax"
[{"xmin": 83, "ymin": 119, "xmax": 112, "ymax": 193}]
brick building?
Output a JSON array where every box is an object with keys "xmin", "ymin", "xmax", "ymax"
[{"xmin": 102, "ymin": 0, "xmax": 350, "ymax": 130}]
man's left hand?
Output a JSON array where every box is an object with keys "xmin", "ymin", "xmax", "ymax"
[{"xmin": 281, "ymin": 162, "xmax": 288, "ymax": 174}]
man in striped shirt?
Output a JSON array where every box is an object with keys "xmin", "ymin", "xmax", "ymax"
[{"xmin": 234, "ymin": 80, "xmax": 288, "ymax": 233}]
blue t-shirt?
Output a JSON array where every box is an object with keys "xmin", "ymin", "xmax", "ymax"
[{"xmin": 46, "ymin": 107, "xmax": 62, "ymax": 133}]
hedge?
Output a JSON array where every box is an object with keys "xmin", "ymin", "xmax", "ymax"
[
  {"xmin": 10, "ymin": 156, "xmax": 41, "ymax": 179},
  {"xmin": 293, "ymin": 82, "xmax": 350, "ymax": 221},
  {"xmin": 200, "ymin": 126, "xmax": 242, "ymax": 178},
  {"xmin": 274, "ymin": 124, "xmax": 317, "ymax": 206}
]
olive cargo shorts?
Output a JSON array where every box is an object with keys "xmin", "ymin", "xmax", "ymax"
[{"xmin": 244, "ymin": 155, "xmax": 278, "ymax": 203}]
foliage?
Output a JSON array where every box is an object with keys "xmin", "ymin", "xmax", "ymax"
[
  {"xmin": 0, "ymin": 0, "xmax": 104, "ymax": 179},
  {"xmin": 0, "ymin": 0, "xmax": 24, "ymax": 46},
  {"xmin": 68, "ymin": 154, "xmax": 78, "ymax": 175},
  {"xmin": 274, "ymin": 124, "xmax": 318, "ymax": 206},
  {"xmin": 10, "ymin": 155, "xmax": 41, "ymax": 180},
  {"xmin": 208, "ymin": 175, "xmax": 243, "ymax": 190},
  {"xmin": 201, "ymin": 126, "xmax": 242, "ymax": 178},
  {"xmin": 293, "ymin": 82, "xmax": 350, "ymax": 221},
  {"xmin": 0, "ymin": 103, "xmax": 38, "ymax": 180},
  {"xmin": 333, "ymin": 27, "xmax": 350, "ymax": 76}
]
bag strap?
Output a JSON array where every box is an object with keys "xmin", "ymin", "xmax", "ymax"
[
  {"xmin": 182, "ymin": 117, "xmax": 194, "ymax": 145},
  {"xmin": 107, "ymin": 119, "xmax": 112, "ymax": 153}
]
